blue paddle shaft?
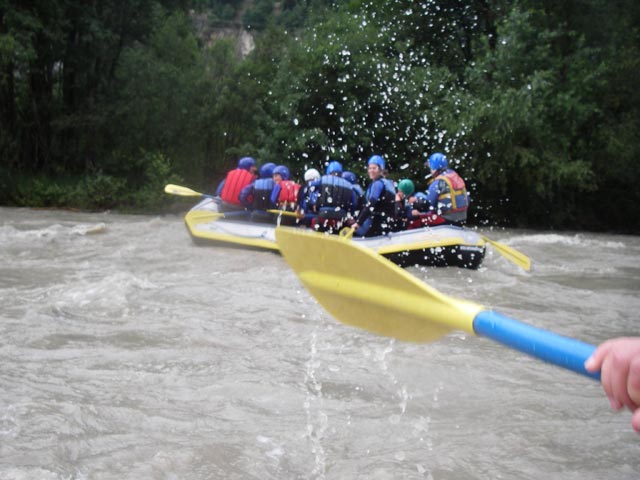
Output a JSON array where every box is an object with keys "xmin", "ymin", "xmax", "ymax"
[{"xmin": 473, "ymin": 310, "xmax": 600, "ymax": 380}]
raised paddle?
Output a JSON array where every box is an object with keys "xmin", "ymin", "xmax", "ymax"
[
  {"xmin": 164, "ymin": 184, "xmax": 212, "ymax": 197},
  {"xmin": 274, "ymin": 227, "xmax": 598, "ymax": 380}
]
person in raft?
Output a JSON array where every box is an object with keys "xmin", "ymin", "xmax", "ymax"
[
  {"xmin": 215, "ymin": 156, "xmax": 258, "ymax": 211},
  {"xmin": 394, "ymin": 178, "xmax": 418, "ymax": 230},
  {"xmin": 238, "ymin": 162, "xmax": 276, "ymax": 223},
  {"xmin": 421, "ymin": 152, "xmax": 469, "ymax": 226},
  {"xmin": 270, "ymin": 165, "xmax": 301, "ymax": 225},
  {"xmin": 296, "ymin": 167, "xmax": 321, "ymax": 227},
  {"xmin": 311, "ymin": 160, "xmax": 357, "ymax": 233},
  {"xmin": 350, "ymin": 155, "xmax": 397, "ymax": 237},
  {"xmin": 342, "ymin": 170, "xmax": 364, "ymax": 217}
]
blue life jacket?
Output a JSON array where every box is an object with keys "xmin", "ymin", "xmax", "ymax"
[
  {"xmin": 316, "ymin": 175, "xmax": 355, "ymax": 219},
  {"xmin": 252, "ymin": 178, "xmax": 275, "ymax": 210}
]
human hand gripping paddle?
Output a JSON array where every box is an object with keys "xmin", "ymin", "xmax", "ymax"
[{"xmin": 274, "ymin": 227, "xmax": 598, "ymax": 380}]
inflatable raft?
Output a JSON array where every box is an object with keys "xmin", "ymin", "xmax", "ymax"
[{"xmin": 184, "ymin": 198, "xmax": 486, "ymax": 269}]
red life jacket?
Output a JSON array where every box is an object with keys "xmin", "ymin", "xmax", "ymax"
[
  {"xmin": 276, "ymin": 180, "xmax": 301, "ymax": 210},
  {"xmin": 220, "ymin": 169, "xmax": 256, "ymax": 205}
]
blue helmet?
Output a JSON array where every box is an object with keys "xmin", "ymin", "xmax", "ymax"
[
  {"xmin": 326, "ymin": 160, "xmax": 343, "ymax": 175},
  {"xmin": 427, "ymin": 153, "xmax": 448, "ymax": 172},
  {"xmin": 237, "ymin": 156, "xmax": 256, "ymax": 170},
  {"xmin": 342, "ymin": 171, "xmax": 357, "ymax": 184},
  {"xmin": 367, "ymin": 154, "xmax": 385, "ymax": 170},
  {"xmin": 413, "ymin": 191, "xmax": 429, "ymax": 209},
  {"xmin": 273, "ymin": 165, "xmax": 290, "ymax": 180},
  {"xmin": 259, "ymin": 162, "xmax": 276, "ymax": 178},
  {"xmin": 414, "ymin": 191, "xmax": 428, "ymax": 201}
]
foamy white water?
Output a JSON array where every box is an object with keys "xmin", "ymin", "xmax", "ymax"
[{"xmin": 1, "ymin": 207, "xmax": 639, "ymax": 479}]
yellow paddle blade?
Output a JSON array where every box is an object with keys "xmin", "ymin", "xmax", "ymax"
[
  {"xmin": 164, "ymin": 184, "xmax": 204, "ymax": 197},
  {"xmin": 275, "ymin": 227, "xmax": 483, "ymax": 342},
  {"xmin": 338, "ymin": 226, "xmax": 355, "ymax": 239},
  {"xmin": 481, "ymin": 235, "xmax": 531, "ymax": 271}
]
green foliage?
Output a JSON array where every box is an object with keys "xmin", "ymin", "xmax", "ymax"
[
  {"xmin": 243, "ymin": 0, "xmax": 275, "ymax": 30},
  {"xmin": 192, "ymin": 1, "xmax": 238, "ymax": 23},
  {"xmin": 458, "ymin": 4, "xmax": 627, "ymax": 227},
  {"xmin": 4, "ymin": 150, "xmax": 180, "ymax": 211},
  {"xmin": 2, "ymin": 0, "xmax": 639, "ymax": 231},
  {"xmin": 82, "ymin": 173, "xmax": 128, "ymax": 210},
  {"xmin": 13, "ymin": 177, "xmax": 74, "ymax": 208},
  {"xmin": 246, "ymin": 10, "xmax": 432, "ymax": 177},
  {"xmin": 125, "ymin": 151, "xmax": 183, "ymax": 210},
  {"xmin": 108, "ymin": 7, "xmax": 204, "ymax": 156}
]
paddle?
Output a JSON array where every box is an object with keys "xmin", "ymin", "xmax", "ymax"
[
  {"xmin": 274, "ymin": 227, "xmax": 599, "ymax": 380},
  {"xmin": 267, "ymin": 209, "xmax": 303, "ymax": 218},
  {"xmin": 164, "ymin": 184, "xmax": 212, "ymax": 197},
  {"xmin": 480, "ymin": 234, "xmax": 531, "ymax": 271},
  {"xmin": 339, "ymin": 226, "xmax": 355, "ymax": 239}
]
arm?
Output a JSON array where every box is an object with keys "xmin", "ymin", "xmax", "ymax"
[
  {"xmin": 425, "ymin": 180, "xmax": 441, "ymax": 213},
  {"xmin": 215, "ymin": 179, "xmax": 225, "ymax": 197},
  {"xmin": 356, "ymin": 181, "xmax": 384, "ymax": 225},
  {"xmin": 270, "ymin": 184, "xmax": 281, "ymax": 207},
  {"xmin": 296, "ymin": 185, "xmax": 309, "ymax": 214},
  {"xmin": 394, "ymin": 196, "xmax": 407, "ymax": 221},
  {"xmin": 349, "ymin": 189, "xmax": 358, "ymax": 214},
  {"xmin": 239, "ymin": 183, "xmax": 253, "ymax": 208}
]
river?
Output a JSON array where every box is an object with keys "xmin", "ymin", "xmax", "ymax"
[{"xmin": 1, "ymin": 206, "xmax": 639, "ymax": 479}]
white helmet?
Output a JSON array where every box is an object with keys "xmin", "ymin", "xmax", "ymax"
[{"xmin": 304, "ymin": 168, "xmax": 321, "ymax": 182}]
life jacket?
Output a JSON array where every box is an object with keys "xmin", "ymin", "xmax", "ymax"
[
  {"xmin": 276, "ymin": 180, "xmax": 301, "ymax": 211},
  {"xmin": 220, "ymin": 168, "xmax": 256, "ymax": 206},
  {"xmin": 376, "ymin": 178, "xmax": 397, "ymax": 218},
  {"xmin": 252, "ymin": 178, "xmax": 275, "ymax": 210},
  {"xmin": 434, "ymin": 170, "xmax": 468, "ymax": 223},
  {"xmin": 317, "ymin": 175, "xmax": 354, "ymax": 219}
]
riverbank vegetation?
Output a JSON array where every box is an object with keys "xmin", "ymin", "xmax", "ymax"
[{"xmin": 1, "ymin": 1, "xmax": 638, "ymax": 232}]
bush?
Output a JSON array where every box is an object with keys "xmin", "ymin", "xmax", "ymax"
[
  {"xmin": 82, "ymin": 173, "xmax": 127, "ymax": 210},
  {"xmin": 126, "ymin": 151, "xmax": 184, "ymax": 210}
]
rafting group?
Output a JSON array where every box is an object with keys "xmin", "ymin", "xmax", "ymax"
[{"xmin": 213, "ymin": 152, "xmax": 469, "ymax": 237}]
